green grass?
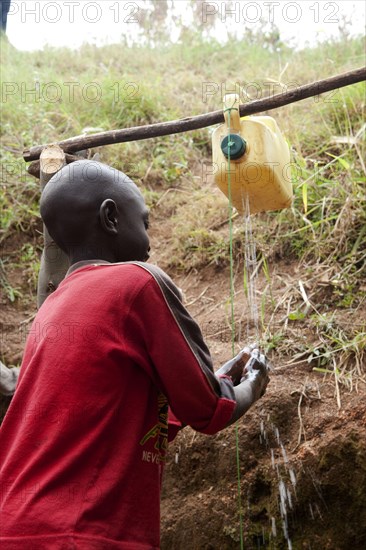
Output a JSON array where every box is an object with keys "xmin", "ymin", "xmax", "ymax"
[{"xmin": 1, "ymin": 32, "xmax": 365, "ymax": 387}]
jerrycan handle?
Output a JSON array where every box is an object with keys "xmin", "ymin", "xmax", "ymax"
[
  {"xmin": 221, "ymin": 94, "xmax": 247, "ymax": 160},
  {"xmin": 223, "ymin": 94, "xmax": 241, "ymax": 133}
]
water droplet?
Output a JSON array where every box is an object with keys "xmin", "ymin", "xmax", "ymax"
[
  {"xmin": 281, "ymin": 443, "xmax": 289, "ymax": 463},
  {"xmin": 271, "ymin": 516, "xmax": 277, "ymax": 537},
  {"xmin": 271, "ymin": 448, "xmax": 275, "ymax": 469},
  {"xmin": 274, "ymin": 426, "xmax": 280, "ymax": 444},
  {"xmin": 287, "ymin": 488, "xmax": 293, "ymax": 509},
  {"xmin": 289, "ymin": 468, "xmax": 297, "ymax": 487}
]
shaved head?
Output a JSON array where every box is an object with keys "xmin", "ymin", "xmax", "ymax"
[{"xmin": 40, "ymin": 160, "xmax": 150, "ymax": 264}]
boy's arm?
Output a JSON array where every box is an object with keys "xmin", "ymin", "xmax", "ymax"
[
  {"xmin": 168, "ymin": 347, "xmax": 269, "ymax": 439},
  {"xmin": 0, "ymin": 361, "xmax": 20, "ymax": 396},
  {"xmin": 127, "ymin": 263, "xmax": 270, "ymax": 435}
]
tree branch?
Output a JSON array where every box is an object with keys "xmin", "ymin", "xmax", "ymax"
[{"xmin": 23, "ymin": 66, "xmax": 366, "ymax": 162}]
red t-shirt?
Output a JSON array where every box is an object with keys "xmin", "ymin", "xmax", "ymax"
[{"xmin": 0, "ymin": 262, "xmax": 236, "ymax": 549}]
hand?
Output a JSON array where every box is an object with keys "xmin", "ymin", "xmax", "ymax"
[
  {"xmin": 0, "ymin": 361, "xmax": 20, "ymax": 396},
  {"xmin": 225, "ymin": 349, "xmax": 271, "ymax": 426},
  {"xmin": 216, "ymin": 348, "xmax": 250, "ymax": 385},
  {"xmin": 241, "ymin": 349, "xmax": 270, "ymax": 402},
  {"xmin": 216, "ymin": 343, "xmax": 260, "ymax": 386}
]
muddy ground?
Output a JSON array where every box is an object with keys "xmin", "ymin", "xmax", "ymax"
[{"xmin": 1, "ymin": 208, "xmax": 365, "ymax": 550}]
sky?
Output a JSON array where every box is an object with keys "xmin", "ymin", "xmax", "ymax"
[{"xmin": 4, "ymin": 0, "xmax": 366, "ymax": 51}]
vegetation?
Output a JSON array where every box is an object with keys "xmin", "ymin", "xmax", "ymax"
[{"xmin": 1, "ymin": 31, "xmax": 365, "ymax": 396}]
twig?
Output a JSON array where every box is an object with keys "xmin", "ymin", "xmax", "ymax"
[
  {"xmin": 208, "ymin": 212, "xmax": 238, "ymax": 231},
  {"xmin": 296, "ymin": 392, "xmax": 305, "ymax": 448},
  {"xmin": 291, "ymin": 381, "xmax": 323, "ymax": 450},
  {"xmin": 333, "ymin": 357, "xmax": 342, "ymax": 409},
  {"xmin": 185, "ymin": 286, "xmax": 209, "ymax": 307},
  {"xmin": 23, "ymin": 67, "xmax": 366, "ymax": 162}
]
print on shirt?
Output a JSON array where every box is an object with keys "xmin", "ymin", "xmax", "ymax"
[{"xmin": 140, "ymin": 392, "xmax": 168, "ymax": 464}]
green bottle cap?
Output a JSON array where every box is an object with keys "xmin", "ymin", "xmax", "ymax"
[{"xmin": 221, "ymin": 134, "xmax": 247, "ymax": 160}]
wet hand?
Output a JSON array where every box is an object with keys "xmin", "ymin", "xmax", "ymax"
[
  {"xmin": 225, "ymin": 349, "xmax": 271, "ymax": 425},
  {"xmin": 241, "ymin": 349, "xmax": 271, "ymax": 401},
  {"xmin": 216, "ymin": 343, "xmax": 258, "ymax": 386}
]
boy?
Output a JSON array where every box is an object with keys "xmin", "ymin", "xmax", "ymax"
[{"xmin": 0, "ymin": 160, "xmax": 269, "ymax": 549}]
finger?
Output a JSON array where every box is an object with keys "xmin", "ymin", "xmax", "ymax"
[{"xmin": 238, "ymin": 346, "xmax": 251, "ymax": 357}]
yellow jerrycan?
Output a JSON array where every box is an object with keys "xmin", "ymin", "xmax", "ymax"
[{"xmin": 212, "ymin": 94, "xmax": 293, "ymax": 214}]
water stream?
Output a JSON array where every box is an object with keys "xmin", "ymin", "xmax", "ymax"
[
  {"xmin": 242, "ymin": 198, "xmax": 295, "ymax": 549},
  {"xmin": 242, "ymin": 195, "xmax": 260, "ymax": 343},
  {"xmin": 260, "ymin": 419, "xmax": 296, "ymax": 549},
  {"xmin": 236, "ymin": 195, "xmax": 326, "ymax": 548}
]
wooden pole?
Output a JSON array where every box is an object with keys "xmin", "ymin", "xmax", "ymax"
[
  {"xmin": 28, "ymin": 152, "xmax": 83, "ymax": 179},
  {"xmin": 23, "ymin": 66, "xmax": 366, "ymax": 162},
  {"xmin": 37, "ymin": 145, "xmax": 69, "ymax": 308}
]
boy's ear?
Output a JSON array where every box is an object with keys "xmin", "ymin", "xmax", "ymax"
[{"xmin": 99, "ymin": 199, "xmax": 119, "ymax": 234}]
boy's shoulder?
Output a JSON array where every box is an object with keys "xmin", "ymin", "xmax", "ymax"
[
  {"xmin": 78, "ymin": 261, "xmax": 181, "ymax": 300},
  {"xmin": 115, "ymin": 262, "xmax": 183, "ymax": 302},
  {"xmin": 122, "ymin": 262, "xmax": 182, "ymax": 301},
  {"xmin": 64, "ymin": 261, "xmax": 183, "ymax": 303},
  {"xmin": 97, "ymin": 261, "xmax": 170, "ymax": 282}
]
